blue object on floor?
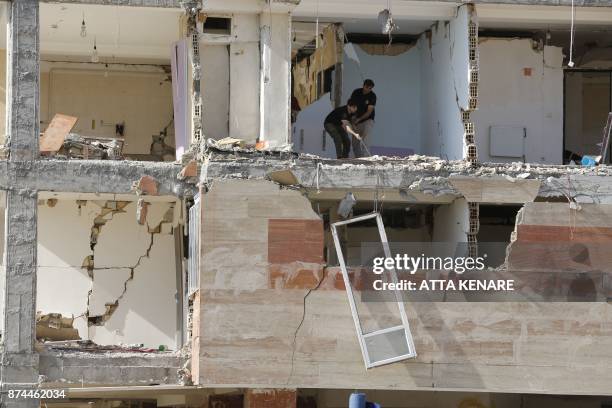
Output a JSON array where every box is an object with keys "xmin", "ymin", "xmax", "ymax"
[
  {"xmin": 582, "ymin": 155, "xmax": 597, "ymax": 166},
  {"xmin": 349, "ymin": 393, "xmax": 366, "ymax": 408},
  {"xmin": 366, "ymin": 403, "xmax": 382, "ymax": 408}
]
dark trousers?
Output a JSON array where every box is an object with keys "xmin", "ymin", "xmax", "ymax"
[{"xmin": 324, "ymin": 122, "xmax": 351, "ymax": 159}]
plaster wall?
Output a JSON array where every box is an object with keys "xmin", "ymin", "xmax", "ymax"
[
  {"xmin": 229, "ymin": 13, "xmax": 261, "ymax": 143},
  {"xmin": 473, "ymin": 38, "xmax": 564, "ymax": 164},
  {"xmin": 432, "ymin": 198, "xmax": 469, "ymax": 242},
  {"xmin": 420, "ymin": 5, "xmax": 472, "ymax": 160},
  {"xmin": 36, "ymin": 198, "xmax": 179, "ymax": 349},
  {"xmin": 260, "ymin": 12, "xmax": 291, "ymax": 148}
]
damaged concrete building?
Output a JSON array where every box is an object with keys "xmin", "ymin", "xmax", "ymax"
[{"xmin": 2, "ymin": 0, "xmax": 612, "ymax": 407}]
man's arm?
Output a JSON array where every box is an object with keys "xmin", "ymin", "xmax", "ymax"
[
  {"xmin": 341, "ymin": 120, "xmax": 361, "ymax": 139},
  {"xmin": 355, "ymin": 105, "xmax": 374, "ymax": 124}
]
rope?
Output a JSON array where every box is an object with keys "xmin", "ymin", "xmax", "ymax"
[{"xmin": 569, "ymin": 0, "xmax": 576, "ymax": 67}]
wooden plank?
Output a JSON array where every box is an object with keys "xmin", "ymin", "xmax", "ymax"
[{"xmin": 40, "ymin": 114, "xmax": 78, "ymax": 153}]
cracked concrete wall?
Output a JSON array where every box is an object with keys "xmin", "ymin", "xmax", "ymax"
[
  {"xmin": 419, "ymin": 5, "xmax": 472, "ymax": 160},
  {"xmin": 474, "ymin": 38, "xmax": 564, "ymax": 164},
  {"xmin": 194, "ymin": 177, "xmax": 612, "ymax": 395},
  {"xmin": 36, "ymin": 198, "xmax": 179, "ymax": 349}
]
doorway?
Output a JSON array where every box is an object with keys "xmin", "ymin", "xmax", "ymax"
[{"xmin": 564, "ymin": 70, "xmax": 612, "ymax": 163}]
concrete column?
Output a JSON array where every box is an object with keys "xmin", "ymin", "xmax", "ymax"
[
  {"xmin": 258, "ymin": 12, "xmax": 291, "ymax": 150},
  {"xmin": 5, "ymin": 0, "xmax": 40, "ymax": 161},
  {"xmin": 244, "ymin": 389, "xmax": 297, "ymax": 408},
  {"xmin": 1, "ymin": 1, "xmax": 40, "ymax": 406}
]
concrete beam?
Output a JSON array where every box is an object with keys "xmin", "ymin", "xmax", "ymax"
[
  {"xmin": 202, "ymin": 153, "xmax": 612, "ymax": 204},
  {"xmin": 0, "ymin": 192, "xmax": 39, "ymax": 405},
  {"xmin": 1, "ymin": 2, "xmax": 40, "ymax": 406},
  {"xmin": 39, "ymin": 350, "xmax": 186, "ymax": 386},
  {"xmin": 5, "ymin": 0, "xmax": 39, "ymax": 162},
  {"xmin": 0, "ymin": 160, "xmax": 197, "ymax": 197}
]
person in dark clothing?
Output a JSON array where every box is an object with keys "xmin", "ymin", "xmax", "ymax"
[
  {"xmin": 350, "ymin": 79, "xmax": 377, "ymax": 157},
  {"xmin": 324, "ymin": 99, "xmax": 359, "ymax": 159}
]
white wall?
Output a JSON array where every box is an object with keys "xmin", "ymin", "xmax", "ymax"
[
  {"xmin": 260, "ymin": 12, "xmax": 291, "ymax": 148},
  {"xmin": 432, "ymin": 198, "xmax": 469, "ymax": 243},
  {"xmin": 36, "ymin": 199, "xmax": 179, "ymax": 349},
  {"xmin": 292, "ymin": 93, "xmax": 335, "ymax": 158},
  {"xmin": 474, "ymin": 38, "xmax": 564, "ymax": 164},
  {"xmin": 201, "ymin": 44, "xmax": 230, "ymax": 140},
  {"xmin": 228, "ymin": 13, "xmax": 261, "ymax": 143},
  {"xmin": 420, "ymin": 6, "xmax": 472, "ymax": 160}
]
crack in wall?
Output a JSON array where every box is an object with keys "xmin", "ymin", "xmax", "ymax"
[
  {"xmin": 82, "ymin": 201, "xmax": 172, "ymax": 327},
  {"xmin": 82, "ymin": 201, "xmax": 130, "ymax": 329},
  {"xmin": 286, "ymin": 268, "xmax": 327, "ymax": 385},
  {"xmin": 87, "ymin": 226, "xmax": 159, "ymax": 326}
]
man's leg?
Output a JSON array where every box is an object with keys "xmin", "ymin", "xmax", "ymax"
[
  {"xmin": 325, "ymin": 123, "xmax": 348, "ymax": 159},
  {"xmin": 341, "ymin": 132, "xmax": 352, "ymax": 158},
  {"xmin": 353, "ymin": 119, "xmax": 374, "ymax": 158}
]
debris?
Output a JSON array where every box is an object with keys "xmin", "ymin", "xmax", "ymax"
[
  {"xmin": 42, "ymin": 340, "xmax": 164, "ymax": 353},
  {"xmin": 59, "ymin": 133, "xmax": 123, "ymax": 160},
  {"xmin": 255, "ymin": 140, "xmax": 269, "ymax": 151},
  {"xmin": 133, "ymin": 175, "xmax": 159, "ymax": 196},
  {"xmin": 136, "ymin": 198, "xmax": 149, "ymax": 225},
  {"xmin": 215, "ymin": 137, "xmax": 246, "ymax": 148},
  {"xmin": 40, "ymin": 114, "xmax": 78, "ymax": 154},
  {"xmin": 268, "ymin": 169, "xmax": 299, "ymax": 186},
  {"xmin": 46, "ymin": 198, "xmax": 58, "ymax": 207},
  {"xmin": 36, "ymin": 312, "xmax": 80, "ymax": 341},
  {"xmin": 337, "ymin": 192, "xmax": 357, "ymax": 219},
  {"xmin": 179, "ymin": 160, "xmax": 198, "ymax": 179}
]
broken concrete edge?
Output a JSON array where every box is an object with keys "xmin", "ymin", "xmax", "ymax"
[{"xmin": 200, "ymin": 152, "xmax": 612, "ymax": 204}]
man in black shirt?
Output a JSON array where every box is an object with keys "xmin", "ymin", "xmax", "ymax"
[
  {"xmin": 350, "ymin": 79, "xmax": 376, "ymax": 157},
  {"xmin": 324, "ymin": 99, "xmax": 359, "ymax": 159}
]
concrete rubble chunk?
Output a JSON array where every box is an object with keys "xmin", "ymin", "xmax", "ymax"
[
  {"xmin": 36, "ymin": 313, "xmax": 80, "ymax": 342},
  {"xmin": 137, "ymin": 198, "xmax": 150, "ymax": 225}
]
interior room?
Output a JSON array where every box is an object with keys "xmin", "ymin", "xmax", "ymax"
[
  {"xmin": 34, "ymin": 193, "xmax": 183, "ymax": 349},
  {"xmin": 0, "ymin": 2, "xmax": 183, "ymax": 161},
  {"xmin": 291, "ymin": 1, "xmax": 473, "ymax": 160},
  {"xmin": 474, "ymin": 3, "xmax": 612, "ymax": 165}
]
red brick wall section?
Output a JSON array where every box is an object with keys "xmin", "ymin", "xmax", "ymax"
[
  {"xmin": 268, "ymin": 219, "xmax": 324, "ymax": 264},
  {"xmin": 209, "ymin": 393, "xmax": 243, "ymax": 408},
  {"xmin": 244, "ymin": 389, "xmax": 297, "ymax": 408}
]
